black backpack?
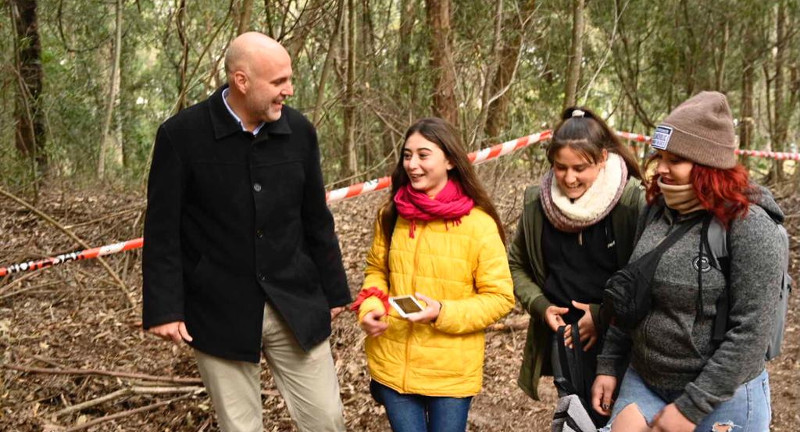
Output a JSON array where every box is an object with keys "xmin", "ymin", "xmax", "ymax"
[{"xmin": 701, "ymin": 212, "xmax": 792, "ymax": 360}]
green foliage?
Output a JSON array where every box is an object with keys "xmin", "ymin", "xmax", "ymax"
[{"xmin": 1, "ymin": 0, "xmax": 798, "ymax": 190}]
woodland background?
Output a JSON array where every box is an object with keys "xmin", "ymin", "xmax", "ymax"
[
  {"xmin": 1, "ymin": 0, "xmax": 799, "ymax": 431},
  {"xmin": 3, "ymin": 0, "xmax": 800, "ymax": 193}
]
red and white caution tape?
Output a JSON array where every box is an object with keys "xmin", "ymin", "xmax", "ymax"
[
  {"xmin": 0, "ymin": 238, "xmax": 143, "ymax": 277},
  {"xmin": 468, "ymin": 130, "xmax": 553, "ymax": 165},
  {"xmin": 3, "ymin": 128, "xmax": 797, "ymax": 276},
  {"xmin": 735, "ymin": 149, "xmax": 800, "ymax": 161},
  {"xmin": 326, "ymin": 176, "xmax": 393, "ymax": 202},
  {"xmin": 3, "ymin": 131, "xmax": 554, "ymax": 276},
  {"xmin": 326, "ymin": 130, "xmax": 553, "ymax": 203},
  {"xmin": 615, "ymin": 131, "xmax": 800, "ymax": 160},
  {"xmin": 616, "ymin": 131, "xmax": 651, "ymax": 142}
]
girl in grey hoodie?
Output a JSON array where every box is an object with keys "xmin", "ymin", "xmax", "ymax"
[{"xmin": 592, "ymin": 92, "xmax": 784, "ymax": 432}]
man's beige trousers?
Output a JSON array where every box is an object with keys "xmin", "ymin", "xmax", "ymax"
[{"xmin": 194, "ymin": 302, "xmax": 346, "ymax": 432}]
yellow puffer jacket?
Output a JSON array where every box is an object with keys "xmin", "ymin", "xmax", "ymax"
[{"xmin": 357, "ymin": 208, "xmax": 514, "ymax": 397}]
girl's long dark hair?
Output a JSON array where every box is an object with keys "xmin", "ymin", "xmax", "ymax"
[
  {"xmin": 379, "ymin": 117, "xmax": 506, "ymax": 246},
  {"xmin": 547, "ymin": 106, "xmax": 643, "ymax": 180}
]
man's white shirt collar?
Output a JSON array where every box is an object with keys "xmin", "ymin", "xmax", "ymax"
[{"xmin": 222, "ymin": 87, "xmax": 265, "ymax": 135}]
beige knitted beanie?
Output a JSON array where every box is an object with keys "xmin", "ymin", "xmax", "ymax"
[{"xmin": 650, "ymin": 91, "xmax": 738, "ymax": 169}]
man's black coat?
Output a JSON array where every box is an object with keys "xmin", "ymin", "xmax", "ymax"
[{"xmin": 142, "ymin": 86, "xmax": 351, "ymax": 363}]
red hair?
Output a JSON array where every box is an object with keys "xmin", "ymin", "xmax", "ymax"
[{"xmin": 646, "ymin": 162, "xmax": 753, "ymax": 228}]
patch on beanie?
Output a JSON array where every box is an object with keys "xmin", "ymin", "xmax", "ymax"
[{"xmin": 651, "ymin": 126, "xmax": 673, "ymax": 150}]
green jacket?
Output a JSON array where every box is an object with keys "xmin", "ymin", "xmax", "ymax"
[{"xmin": 509, "ymin": 177, "xmax": 645, "ymax": 400}]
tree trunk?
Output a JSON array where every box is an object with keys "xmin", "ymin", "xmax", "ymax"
[
  {"xmin": 485, "ymin": 0, "xmax": 536, "ymax": 139},
  {"xmin": 563, "ymin": 0, "xmax": 585, "ymax": 110},
  {"xmin": 396, "ymin": 0, "xmax": 416, "ymax": 110},
  {"xmin": 11, "ymin": 0, "xmax": 47, "ymax": 174},
  {"xmin": 679, "ymin": 0, "xmax": 698, "ymax": 96},
  {"xmin": 313, "ymin": 0, "xmax": 344, "ymax": 126},
  {"xmin": 98, "ymin": 0, "xmax": 123, "ymax": 178},
  {"xmin": 714, "ymin": 18, "xmax": 729, "ymax": 91},
  {"xmin": 472, "ymin": 0, "xmax": 504, "ymax": 147},
  {"xmin": 342, "ymin": 0, "xmax": 358, "ymax": 178},
  {"xmin": 237, "ymin": 0, "xmax": 253, "ymax": 35},
  {"xmin": 426, "ymin": 0, "xmax": 458, "ymax": 126},
  {"xmin": 739, "ymin": 17, "xmax": 755, "ymax": 176},
  {"xmin": 772, "ymin": 0, "xmax": 788, "ymax": 181},
  {"xmin": 175, "ymin": 0, "xmax": 189, "ymax": 111}
]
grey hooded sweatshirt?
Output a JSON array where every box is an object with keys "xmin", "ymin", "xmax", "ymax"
[{"xmin": 597, "ymin": 185, "xmax": 785, "ymax": 424}]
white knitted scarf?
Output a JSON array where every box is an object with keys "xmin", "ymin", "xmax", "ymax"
[{"xmin": 541, "ymin": 153, "xmax": 627, "ymax": 232}]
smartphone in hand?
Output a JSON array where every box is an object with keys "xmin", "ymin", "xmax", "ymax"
[{"xmin": 389, "ymin": 295, "xmax": 424, "ymax": 318}]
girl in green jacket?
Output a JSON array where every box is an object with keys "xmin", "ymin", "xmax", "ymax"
[{"xmin": 508, "ymin": 107, "xmax": 645, "ymax": 427}]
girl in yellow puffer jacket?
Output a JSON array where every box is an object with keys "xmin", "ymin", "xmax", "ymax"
[{"xmin": 351, "ymin": 117, "xmax": 515, "ymax": 432}]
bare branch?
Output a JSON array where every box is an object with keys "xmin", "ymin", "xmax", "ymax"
[{"xmin": 1, "ymin": 363, "xmax": 203, "ymax": 385}]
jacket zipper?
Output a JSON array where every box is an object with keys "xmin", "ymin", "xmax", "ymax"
[{"xmin": 403, "ymin": 220, "xmax": 425, "ymax": 391}]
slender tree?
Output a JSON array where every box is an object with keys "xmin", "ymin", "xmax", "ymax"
[
  {"xmin": 396, "ymin": 0, "xmax": 416, "ymax": 112},
  {"xmin": 11, "ymin": 0, "xmax": 47, "ymax": 173},
  {"xmin": 313, "ymin": 0, "xmax": 344, "ymax": 126},
  {"xmin": 769, "ymin": 0, "xmax": 790, "ymax": 180},
  {"xmin": 426, "ymin": 0, "xmax": 457, "ymax": 126},
  {"xmin": 485, "ymin": 0, "xmax": 537, "ymax": 139},
  {"xmin": 237, "ymin": 0, "xmax": 253, "ymax": 34},
  {"xmin": 739, "ymin": 17, "xmax": 756, "ymax": 152},
  {"xmin": 98, "ymin": 0, "xmax": 123, "ymax": 178},
  {"xmin": 342, "ymin": 0, "xmax": 358, "ymax": 178},
  {"xmin": 563, "ymin": 0, "xmax": 584, "ymax": 110},
  {"xmin": 175, "ymin": 0, "xmax": 189, "ymax": 111}
]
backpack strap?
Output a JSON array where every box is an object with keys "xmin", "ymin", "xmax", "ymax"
[
  {"xmin": 711, "ymin": 222, "xmax": 733, "ymax": 344},
  {"xmin": 696, "ymin": 215, "xmax": 713, "ymax": 319},
  {"xmin": 555, "ymin": 325, "xmax": 585, "ymax": 396}
]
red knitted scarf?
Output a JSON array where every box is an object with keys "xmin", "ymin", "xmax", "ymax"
[{"xmin": 393, "ymin": 180, "xmax": 474, "ymax": 238}]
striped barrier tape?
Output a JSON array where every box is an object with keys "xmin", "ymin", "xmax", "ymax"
[
  {"xmin": 615, "ymin": 131, "xmax": 800, "ymax": 160},
  {"xmin": 616, "ymin": 131, "xmax": 651, "ymax": 142},
  {"xmin": 2, "ymin": 128, "xmax": 797, "ymax": 276},
  {"xmin": 2, "ymin": 131, "xmax": 554, "ymax": 277},
  {"xmin": 732, "ymin": 149, "xmax": 800, "ymax": 161},
  {"xmin": 0, "ymin": 238, "xmax": 143, "ymax": 277},
  {"xmin": 325, "ymin": 130, "xmax": 553, "ymax": 202}
]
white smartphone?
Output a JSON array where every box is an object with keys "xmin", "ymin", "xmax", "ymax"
[{"xmin": 389, "ymin": 295, "xmax": 424, "ymax": 318}]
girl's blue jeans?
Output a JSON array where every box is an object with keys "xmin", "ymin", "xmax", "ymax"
[{"xmin": 369, "ymin": 380, "xmax": 473, "ymax": 432}]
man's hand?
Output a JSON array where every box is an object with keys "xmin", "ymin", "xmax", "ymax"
[
  {"xmin": 148, "ymin": 321, "xmax": 193, "ymax": 345},
  {"xmin": 360, "ymin": 309, "xmax": 389, "ymax": 337},
  {"xmin": 405, "ymin": 293, "xmax": 441, "ymax": 325},
  {"xmin": 651, "ymin": 403, "xmax": 695, "ymax": 432},
  {"xmin": 591, "ymin": 374, "xmax": 617, "ymax": 416},
  {"xmin": 330, "ymin": 306, "xmax": 346, "ymax": 321},
  {"xmin": 545, "ymin": 305, "xmax": 569, "ymax": 332},
  {"xmin": 564, "ymin": 301, "xmax": 597, "ymax": 351}
]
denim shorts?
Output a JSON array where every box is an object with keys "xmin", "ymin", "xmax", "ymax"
[{"xmin": 600, "ymin": 367, "xmax": 771, "ymax": 432}]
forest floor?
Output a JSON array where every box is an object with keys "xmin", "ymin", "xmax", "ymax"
[{"xmin": 1, "ymin": 166, "xmax": 798, "ymax": 431}]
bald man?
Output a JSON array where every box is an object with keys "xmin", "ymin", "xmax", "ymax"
[{"xmin": 142, "ymin": 32, "xmax": 350, "ymax": 432}]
